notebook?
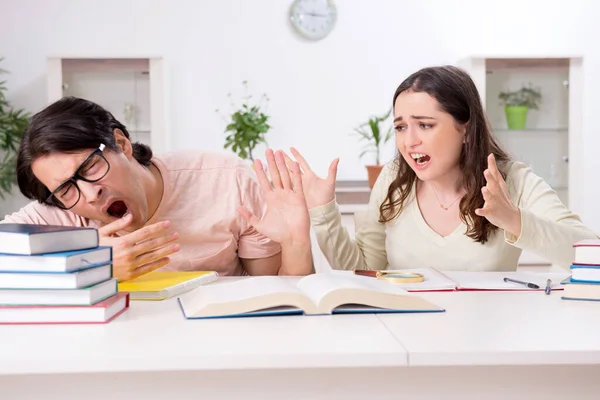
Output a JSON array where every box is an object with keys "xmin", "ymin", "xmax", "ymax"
[
  {"xmin": 335, "ymin": 268, "xmax": 569, "ymax": 292},
  {"xmin": 177, "ymin": 274, "xmax": 444, "ymax": 319},
  {"xmin": 441, "ymin": 270, "xmax": 570, "ymax": 291},
  {"xmin": 118, "ymin": 271, "xmax": 219, "ymax": 300},
  {"xmin": 0, "ymin": 224, "xmax": 99, "ymax": 255}
]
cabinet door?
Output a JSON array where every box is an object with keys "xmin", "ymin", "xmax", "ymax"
[
  {"xmin": 486, "ymin": 67, "xmax": 569, "ymax": 206},
  {"xmin": 459, "ymin": 56, "xmax": 584, "ymax": 266},
  {"xmin": 62, "ymin": 70, "xmax": 152, "ymax": 146}
]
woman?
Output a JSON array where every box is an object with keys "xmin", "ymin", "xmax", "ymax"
[{"xmin": 250, "ymin": 65, "xmax": 598, "ymax": 272}]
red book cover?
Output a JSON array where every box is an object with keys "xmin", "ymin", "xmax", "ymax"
[{"xmin": 0, "ymin": 291, "xmax": 129, "ymax": 324}]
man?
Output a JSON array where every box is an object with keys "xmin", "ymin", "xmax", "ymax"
[{"xmin": 2, "ymin": 96, "xmax": 312, "ymax": 280}]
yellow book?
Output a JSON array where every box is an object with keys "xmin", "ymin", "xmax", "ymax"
[{"xmin": 118, "ymin": 271, "xmax": 218, "ymax": 300}]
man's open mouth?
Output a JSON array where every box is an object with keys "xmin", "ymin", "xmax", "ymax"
[{"xmin": 106, "ymin": 200, "xmax": 128, "ymax": 218}]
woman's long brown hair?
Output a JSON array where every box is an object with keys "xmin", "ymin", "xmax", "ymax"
[{"xmin": 379, "ymin": 65, "xmax": 511, "ymax": 244}]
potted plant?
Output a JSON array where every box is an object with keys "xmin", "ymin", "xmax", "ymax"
[
  {"xmin": 498, "ymin": 84, "xmax": 541, "ymax": 130},
  {"xmin": 0, "ymin": 58, "xmax": 30, "ymax": 199},
  {"xmin": 217, "ymin": 81, "xmax": 270, "ymax": 162},
  {"xmin": 353, "ymin": 108, "xmax": 393, "ymax": 188}
]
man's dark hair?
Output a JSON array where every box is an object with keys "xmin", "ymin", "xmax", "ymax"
[{"xmin": 16, "ymin": 96, "xmax": 153, "ymax": 204}]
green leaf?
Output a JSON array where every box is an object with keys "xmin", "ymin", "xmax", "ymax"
[
  {"xmin": 349, "ymin": 108, "xmax": 393, "ymax": 164},
  {"xmin": 220, "ymin": 82, "xmax": 271, "ymax": 160},
  {"xmin": 0, "ymin": 59, "xmax": 29, "ymax": 198}
]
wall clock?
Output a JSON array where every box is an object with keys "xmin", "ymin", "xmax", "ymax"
[{"xmin": 289, "ymin": 0, "xmax": 337, "ymax": 41}]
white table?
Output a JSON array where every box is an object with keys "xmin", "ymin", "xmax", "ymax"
[
  {"xmin": 2, "ymin": 284, "xmax": 600, "ymax": 399},
  {"xmin": 379, "ymin": 290, "xmax": 600, "ymax": 399}
]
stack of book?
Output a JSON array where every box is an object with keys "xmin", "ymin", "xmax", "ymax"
[
  {"xmin": 562, "ymin": 239, "xmax": 600, "ymax": 302},
  {"xmin": 0, "ymin": 223, "xmax": 129, "ymax": 324}
]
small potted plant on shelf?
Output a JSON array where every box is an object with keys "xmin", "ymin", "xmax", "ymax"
[
  {"xmin": 217, "ymin": 80, "xmax": 271, "ymax": 162},
  {"xmin": 0, "ymin": 57, "xmax": 31, "ymax": 199},
  {"xmin": 498, "ymin": 83, "xmax": 541, "ymax": 130},
  {"xmin": 352, "ymin": 108, "xmax": 393, "ymax": 188}
]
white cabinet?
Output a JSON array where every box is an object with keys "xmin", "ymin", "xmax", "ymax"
[
  {"xmin": 46, "ymin": 57, "xmax": 169, "ymax": 154},
  {"xmin": 459, "ymin": 57, "xmax": 584, "ymax": 266},
  {"xmin": 459, "ymin": 57, "xmax": 583, "ymax": 215}
]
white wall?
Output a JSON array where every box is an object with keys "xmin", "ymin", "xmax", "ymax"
[{"xmin": 1, "ymin": 0, "xmax": 600, "ymax": 229}]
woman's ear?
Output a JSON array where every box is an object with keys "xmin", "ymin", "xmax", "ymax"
[
  {"xmin": 113, "ymin": 129, "xmax": 134, "ymax": 159},
  {"xmin": 461, "ymin": 122, "xmax": 468, "ymax": 144}
]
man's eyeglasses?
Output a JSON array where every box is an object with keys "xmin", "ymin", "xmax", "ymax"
[{"xmin": 45, "ymin": 144, "xmax": 110, "ymax": 210}]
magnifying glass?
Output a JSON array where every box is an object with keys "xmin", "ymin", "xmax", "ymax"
[
  {"xmin": 353, "ymin": 269, "xmax": 425, "ymax": 284},
  {"xmin": 376, "ymin": 271, "xmax": 425, "ymax": 284}
]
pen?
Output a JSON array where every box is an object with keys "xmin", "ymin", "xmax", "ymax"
[
  {"xmin": 545, "ymin": 279, "xmax": 552, "ymax": 295},
  {"xmin": 503, "ymin": 277, "xmax": 540, "ymax": 289}
]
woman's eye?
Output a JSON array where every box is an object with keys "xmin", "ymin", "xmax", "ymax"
[
  {"xmin": 420, "ymin": 123, "xmax": 433, "ymax": 129},
  {"xmin": 394, "ymin": 125, "xmax": 406, "ymax": 132}
]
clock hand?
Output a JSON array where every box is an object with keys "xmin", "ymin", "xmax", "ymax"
[{"xmin": 304, "ymin": 12, "xmax": 328, "ymax": 17}]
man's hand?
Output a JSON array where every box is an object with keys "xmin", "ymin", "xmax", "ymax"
[{"xmin": 98, "ymin": 214, "xmax": 180, "ymax": 281}]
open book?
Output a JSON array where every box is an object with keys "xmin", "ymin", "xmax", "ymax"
[
  {"xmin": 335, "ymin": 268, "xmax": 570, "ymax": 292},
  {"xmin": 177, "ymin": 274, "xmax": 444, "ymax": 319},
  {"xmin": 442, "ymin": 270, "xmax": 570, "ymax": 291}
]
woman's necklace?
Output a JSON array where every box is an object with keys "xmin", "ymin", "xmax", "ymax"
[{"xmin": 431, "ymin": 184, "xmax": 463, "ymax": 211}]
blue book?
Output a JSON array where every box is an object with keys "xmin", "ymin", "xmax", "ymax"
[
  {"xmin": 0, "ymin": 224, "xmax": 98, "ymax": 255},
  {"xmin": 570, "ymin": 263, "xmax": 600, "ymax": 283},
  {"xmin": 177, "ymin": 274, "xmax": 445, "ymax": 320},
  {"xmin": 0, "ymin": 246, "xmax": 112, "ymax": 273},
  {"xmin": 561, "ymin": 276, "xmax": 600, "ymax": 301},
  {"xmin": 0, "ymin": 263, "xmax": 112, "ymax": 289}
]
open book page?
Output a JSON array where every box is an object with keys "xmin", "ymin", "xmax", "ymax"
[
  {"xmin": 296, "ymin": 274, "xmax": 443, "ymax": 314},
  {"xmin": 330, "ymin": 268, "xmax": 457, "ymax": 292},
  {"xmin": 443, "ymin": 270, "xmax": 571, "ymax": 291},
  {"xmin": 177, "ymin": 276, "xmax": 315, "ymax": 318}
]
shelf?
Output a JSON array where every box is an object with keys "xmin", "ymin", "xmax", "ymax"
[
  {"xmin": 485, "ymin": 58, "xmax": 570, "ymax": 73},
  {"xmin": 493, "ymin": 128, "xmax": 568, "ymax": 133},
  {"xmin": 62, "ymin": 58, "xmax": 150, "ymax": 74}
]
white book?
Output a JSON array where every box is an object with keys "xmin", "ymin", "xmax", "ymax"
[
  {"xmin": 0, "ymin": 278, "xmax": 118, "ymax": 306},
  {"xmin": 573, "ymin": 239, "xmax": 600, "ymax": 266},
  {"xmin": 177, "ymin": 274, "xmax": 444, "ymax": 319}
]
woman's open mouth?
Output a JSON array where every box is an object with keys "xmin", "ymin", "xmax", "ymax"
[{"xmin": 410, "ymin": 152, "xmax": 431, "ymax": 169}]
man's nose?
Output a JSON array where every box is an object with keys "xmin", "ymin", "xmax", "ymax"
[{"xmin": 78, "ymin": 180, "xmax": 103, "ymax": 203}]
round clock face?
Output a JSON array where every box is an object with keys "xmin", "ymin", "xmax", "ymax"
[{"xmin": 290, "ymin": 0, "xmax": 337, "ymax": 41}]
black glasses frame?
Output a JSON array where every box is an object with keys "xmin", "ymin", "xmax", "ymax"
[{"xmin": 45, "ymin": 144, "xmax": 110, "ymax": 210}]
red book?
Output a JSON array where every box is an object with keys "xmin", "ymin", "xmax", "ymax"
[
  {"xmin": 573, "ymin": 239, "xmax": 600, "ymax": 266},
  {"xmin": 0, "ymin": 291, "xmax": 129, "ymax": 324}
]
